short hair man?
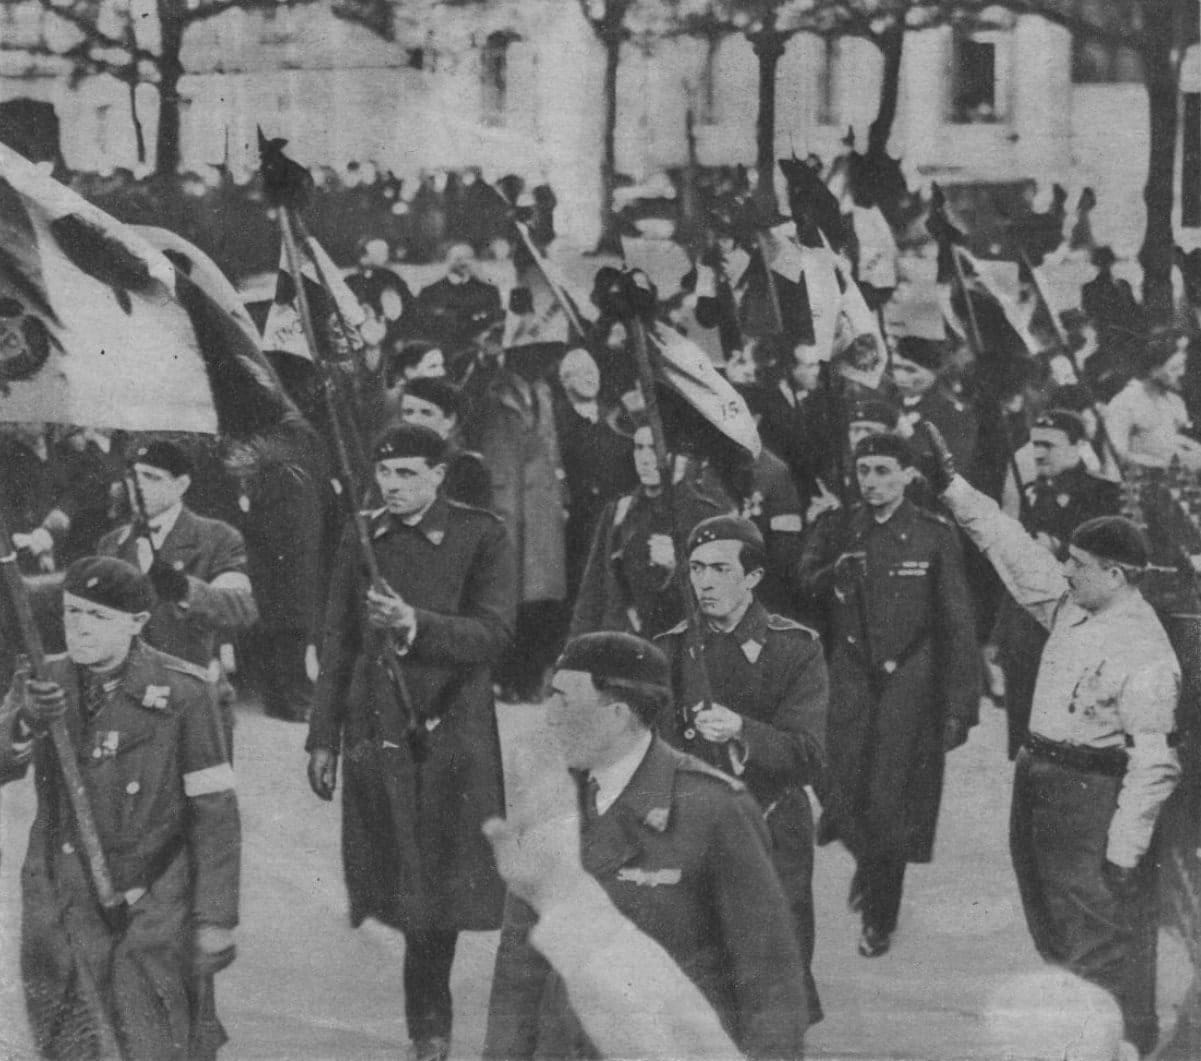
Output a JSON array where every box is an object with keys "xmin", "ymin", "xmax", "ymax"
[
  {"xmin": 656, "ymin": 515, "xmax": 828, "ymax": 1023},
  {"xmin": 484, "ymin": 630, "xmax": 809, "ymax": 1060},
  {"xmin": 411, "ymin": 242, "xmax": 504, "ymax": 357},
  {"xmin": 1, "ymin": 556, "xmax": 240, "ymax": 1060},
  {"xmin": 929, "ymin": 424, "xmax": 1180, "ymax": 1055},
  {"xmin": 798, "ymin": 433, "xmax": 979, "ymax": 957},
  {"xmin": 306, "ymin": 423, "xmax": 516, "ymax": 1061}
]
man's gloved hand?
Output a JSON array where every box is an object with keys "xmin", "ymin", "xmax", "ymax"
[
  {"xmin": 1102, "ymin": 859, "xmax": 1139, "ymax": 902},
  {"xmin": 149, "ymin": 559, "xmax": 189, "ymax": 605},
  {"xmin": 918, "ymin": 421, "xmax": 957, "ymax": 495},
  {"xmin": 21, "ymin": 679, "xmax": 68, "ymax": 732},
  {"xmin": 192, "ymin": 925, "xmax": 237, "ymax": 976},
  {"xmin": 942, "ymin": 716, "xmax": 970, "ymax": 752}
]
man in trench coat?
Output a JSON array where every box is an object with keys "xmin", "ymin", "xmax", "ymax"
[
  {"xmin": 798, "ymin": 433, "xmax": 978, "ymax": 957},
  {"xmin": 306, "ymin": 424, "xmax": 516, "ymax": 1061}
]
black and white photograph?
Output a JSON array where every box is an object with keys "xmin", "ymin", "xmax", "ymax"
[{"xmin": 1, "ymin": 1, "xmax": 1200, "ymax": 1057}]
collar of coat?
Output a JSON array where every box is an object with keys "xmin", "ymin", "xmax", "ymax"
[
  {"xmin": 66, "ymin": 640, "xmax": 203, "ymax": 713},
  {"xmin": 849, "ymin": 497, "xmax": 917, "ymax": 545},
  {"xmin": 370, "ymin": 497, "xmax": 450, "ymax": 546},
  {"xmin": 703, "ymin": 598, "xmax": 769, "ymax": 663},
  {"xmin": 114, "ymin": 505, "xmax": 200, "ymax": 550}
]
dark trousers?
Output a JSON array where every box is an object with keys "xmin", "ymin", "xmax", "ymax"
[
  {"xmin": 854, "ymin": 857, "xmax": 907, "ymax": 935},
  {"xmin": 994, "ymin": 598, "xmax": 1048, "ymax": 760},
  {"xmin": 1010, "ymin": 749, "xmax": 1160, "ymax": 1055},
  {"xmin": 250, "ymin": 627, "xmax": 314, "ymax": 722},
  {"xmin": 404, "ymin": 930, "xmax": 459, "ymax": 1043}
]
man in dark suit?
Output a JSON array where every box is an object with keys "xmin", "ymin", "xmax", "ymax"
[
  {"xmin": 484, "ymin": 631, "xmax": 809, "ymax": 1061},
  {"xmin": 408, "ymin": 242, "xmax": 503, "ymax": 359},
  {"xmin": 307, "ymin": 424, "xmax": 516, "ymax": 1061}
]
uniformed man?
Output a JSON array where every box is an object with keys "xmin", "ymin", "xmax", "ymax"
[
  {"xmin": 927, "ymin": 424, "xmax": 1181, "ymax": 1057},
  {"xmin": 656, "ymin": 515, "xmax": 828, "ymax": 1024},
  {"xmin": 483, "ymin": 631, "xmax": 809, "ymax": 1060},
  {"xmin": 407, "ymin": 242, "xmax": 504, "ymax": 360},
  {"xmin": 569, "ymin": 423, "xmax": 734, "ymax": 639},
  {"xmin": 98, "ymin": 442, "xmax": 257, "ymax": 736},
  {"xmin": 798, "ymin": 433, "xmax": 979, "ymax": 957},
  {"xmin": 993, "ymin": 410, "xmax": 1122, "ymax": 759},
  {"xmin": 0, "ymin": 556, "xmax": 240, "ymax": 1061},
  {"xmin": 306, "ymin": 423, "xmax": 516, "ymax": 1061}
]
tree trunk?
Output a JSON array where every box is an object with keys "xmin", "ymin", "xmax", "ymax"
[
  {"xmin": 752, "ymin": 29, "xmax": 786, "ymax": 215},
  {"xmin": 594, "ymin": 29, "xmax": 624, "ymax": 255},
  {"xmin": 1138, "ymin": 4, "xmax": 1179, "ymax": 326},
  {"xmin": 868, "ymin": 22, "xmax": 904, "ymax": 159},
  {"xmin": 154, "ymin": 0, "xmax": 185, "ymax": 177}
]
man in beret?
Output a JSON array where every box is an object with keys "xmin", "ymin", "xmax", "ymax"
[
  {"xmin": 925, "ymin": 423, "xmax": 1180, "ymax": 1057},
  {"xmin": 400, "ymin": 376, "xmax": 493, "ymax": 509},
  {"xmin": 484, "ymin": 631, "xmax": 809, "ymax": 1060},
  {"xmin": 0, "ymin": 556, "xmax": 240, "ymax": 1060},
  {"xmin": 655, "ymin": 515, "xmax": 828, "ymax": 1023},
  {"xmin": 97, "ymin": 441, "xmax": 258, "ymax": 726},
  {"xmin": 798, "ymin": 433, "xmax": 979, "ymax": 958},
  {"xmin": 993, "ymin": 410, "xmax": 1122, "ymax": 758},
  {"xmin": 306, "ymin": 423, "xmax": 516, "ymax": 1061}
]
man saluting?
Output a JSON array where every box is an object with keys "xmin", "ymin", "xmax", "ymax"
[{"xmin": 0, "ymin": 556, "xmax": 240, "ymax": 1061}]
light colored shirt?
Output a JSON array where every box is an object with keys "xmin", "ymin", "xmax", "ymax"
[
  {"xmin": 943, "ymin": 475, "xmax": 1181, "ymax": 866},
  {"xmin": 591, "ymin": 730, "xmax": 653, "ymax": 816},
  {"xmin": 1104, "ymin": 380, "xmax": 1192, "ymax": 468}
]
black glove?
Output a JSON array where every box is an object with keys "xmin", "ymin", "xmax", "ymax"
[
  {"xmin": 1102, "ymin": 859, "xmax": 1139, "ymax": 902},
  {"xmin": 942, "ymin": 716, "xmax": 970, "ymax": 752},
  {"xmin": 918, "ymin": 420, "xmax": 957, "ymax": 495},
  {"xmin": 21, "ymin": 679, "xmax": 68, "ymax": 732},
  {"xmin": 149, "ymin": 559, "xmax": 189, "ymax": 605}
]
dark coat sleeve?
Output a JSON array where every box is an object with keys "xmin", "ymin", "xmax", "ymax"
[
  {"xmin": 410, "ymin": 519, "xmax": 516, "ymax": 667},
  {"xmin": 796, "ymin": 510, "xmax": 846, "ymax": 603},
  {"xmin": 933, "ymin": 525, "xmax": 980, "ymax": 727},
  {"xmin": 184, "ymin": 522, "xmax": 259, "ymax": 631},
  {"xmin": 306, "ymin": 525, "xmax": 364, "ymax": 752},
  {"xmin": 482, "ymin": 895, "xmax": 552, "ymax": 1060}
]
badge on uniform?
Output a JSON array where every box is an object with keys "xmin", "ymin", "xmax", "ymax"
[
  {"xmin": 643, "ymin": 806, "xmax": 670, "ymax": 831},
  {"xmin": 893, "ymin": 560, "xmax": 930, "ymax": 577},
  {"xmin": 1057, "ymin": 494, "xmax": 1070, "ymax": 508},
  {"xmin": 93, "ymin": 730, "xmax": 120, "ymax": 759},
  {"xmin": 617, "ymin": 867, "xmax": 681, "ymax": 887},
  {"xmin": 142, "ymin": 685, "xmax": 171, "ymax": 710}
]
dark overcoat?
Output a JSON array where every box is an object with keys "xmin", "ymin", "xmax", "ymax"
[
  {"xmin": 483, "ymin": 738, "xmax": 808, "ymax": 1061},
  {"xmin": 6, "ymin": 644, "xmax": 239, "ymax": 1061},
  {"xmin": 798, "ymin": 499, "xmax": 979, "ymax": 862},
  {"xmin": 306, "ymin": 497, "xmax": 516, "ymax": 933}
]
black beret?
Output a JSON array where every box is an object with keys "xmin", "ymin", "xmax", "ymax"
[
  {"xmin": 1071, "ymin": 516, "xmax": 1149, "ymax": 569},
  {"xmin": 555, "ymin": 632, "xmax": 670, "ymax": 692},
  {"xmin": 853, "ymin": 432, "xmax": 915, "ymax": 467},
  {"xmin": 131, "ymin": 440, "xmax": 192, "ymax": 478},
  {"xmin": 404, "ymin": 377, "xmax": 463, "ymax": 420},
  {"xmin": 63, "ymin": 556, "xmax": 155, "ymax": 615},
  {"xmin": 848, "ymin": 399, "xmax": 899, "ymax": 429},
  {"xmin": 1032, "ymin": 409, "xmax": 1087, "ymax": 444},
  {"xmin": 1143, "ymin": 328, "xmax": 1187, "ymax": 370},
  {"xmin": 371, "ymin": 423, "xmax": 447, "ymax": 465},
  {"xmin": 894, "ymin": 336, "xmax": 947, "ymax": 373},
  {"xmin": 687, "ymin": 514, "xmax": 766, "ymax": 558}
]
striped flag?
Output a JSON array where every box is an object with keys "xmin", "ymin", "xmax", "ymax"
[{"xmin": 0, "ymin": 144, "xmax": 295, "ymax": 437}]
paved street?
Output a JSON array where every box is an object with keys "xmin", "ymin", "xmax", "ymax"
[{"xmin": 0, "ymin": 697, "xmax": 1190, "ymax": 1060}]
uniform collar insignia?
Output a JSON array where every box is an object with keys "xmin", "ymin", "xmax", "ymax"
[
  {"xmin": 142, "ymin": 684, "xmax": 171, "ymax": 709},
  {"xmin": 741, "ymin": 640, "xmax": 763, "ymax": 663},
  {"xmin": 643, "ymin": 806, "xmax": 670, "ymax": 831}
]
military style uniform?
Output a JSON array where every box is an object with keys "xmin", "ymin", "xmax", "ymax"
[
  {"xmin": 569, "ymin": 477, "xmax": 733, "ymax": 640},
  {"xmin": 306, "ymin": 496, "xmax": 516, "ymax": 1047},
  {"xmin": 408, "ymin": 275, "xmax": 503, "ymax": 357},
  {"xmin": 483, "ymin": 738, "xmax": 809, "ymax": 1060},
  {"xmin": 994, "ymin": 463, "xmax": 1121, "ymax": 758},
  {"xmin": 944, "ymin": 477, "xmax": 1180, "ymax": 1055},
  {"xmin": 2, "ymin": 643, "xmax": 239, "ymax": 1061},
  {"xmin": 655, "ymin": 599, "xmax": 827, "ymax": 1023},
  {"xmin": 798, "ymin": 499, "xmax": 979, "ymax": 937}
]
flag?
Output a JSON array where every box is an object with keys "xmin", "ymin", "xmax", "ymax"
[
  {"xmin": 505, "ymin": 220, "xmax": 594, "ymax": 347},
  {"xmin": 261, "ymin": 232, "xmax": 366, "ymax": 362},
  {"xmin": 650, "ymin": 322, "xmax": 761, "ymax": 460},
  {"xmin": 0, "ymin": 144, "xmax": 294, "ymax": 437},
  {"xmin": 943, "ymin": 245, "xmax": 1040, "ymax": 359}
]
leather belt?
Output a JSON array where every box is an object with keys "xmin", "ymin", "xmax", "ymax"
[{"xmin": 1023, "ymin": 733, "xmax": 1127, "ymax": 778}]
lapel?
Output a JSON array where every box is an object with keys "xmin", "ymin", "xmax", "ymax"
[
  {"xmin": 159, "ymin": 506, "xmax": 200, "ymax": 563},
  {"xmin": 582, "ymin": 738, "xmax": 676, "ymax": 877}
]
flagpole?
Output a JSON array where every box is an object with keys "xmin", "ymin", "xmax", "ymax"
[
  {"xmin": 277, "ymin": 206, "xmax": 422, "ymax": 754},
  {"xmin": 615, "ymin": 272, "xmax": 715, "ymax": 715}
]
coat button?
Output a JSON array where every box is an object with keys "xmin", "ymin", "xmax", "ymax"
[
  {"xmin": 92, "ymin": 747, "xmax": 102, "ymax": 759},
  {"xmin": 126, "ymin": 780, "xmax": 141, "ymax": 795},
  {"xmin": 847, "ymin": 636, "xmax": 857, "ymax": 645},
  {"xmin": 684, "ymin": 728, "xmax": 696, "ymax": 740},
  {"xmin": 62, "ymin": 842, "xmax": 74, "ymax": 855},
  {"xmin": 883, "ymin": 660, "xmax": 898, "ymax": 674}
]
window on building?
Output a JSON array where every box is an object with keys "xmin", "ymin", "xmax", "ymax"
[
  {"xmin": 1071, "ymin": 36, "xmax": 1144, "ymax": 84},
  {"xmin": 480, "ymin": 32, "xmax": 511, "ymax": 128},
  {"xmin": 949, "ymin": 29, "xmax": 1006, "ymax": 123},
  {"xmin": 817, "ymin": 37, "xmax": 840, "ymax": 127}
]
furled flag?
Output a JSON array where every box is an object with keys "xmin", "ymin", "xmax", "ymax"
[
  {"xmin": 504, "ymin": 219, "xmax": 595, "ymax": 348},
  {"xmin": 261, "ymin": 231, "xmax": 367, "ymax": 362},
  {"xmin": 0, "ymin": 143, "xmax": 295, "ymax": 436}
]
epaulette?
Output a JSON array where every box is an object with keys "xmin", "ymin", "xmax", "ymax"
[
  {"xmin": 613, "ymin": 494, "xmax": 634, "ymax": 529},
  {"xmin": 915, "ymin": 507, "xmax": 953, "ymax": 529},
  {"xmin": 766, "ymin": 614, "xmax": 820, "ymax": 639},
  {"xmin": 445, "ymin": 499, "xmax": 504, "ymax": 523},
  {"xmin": 161, "ymin": 658, "xmax": 212, "ymax": 684},
  {"xmin": 362, "ymin": 506, "xmax": 387, "ymax": 522},
  {"xmin": 678, "ymin": 756, "xmax": 745, "ymax": 791},
  {"xmin": 655, "ymin": 620, "xmax": 689, "ymax": 639}
]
